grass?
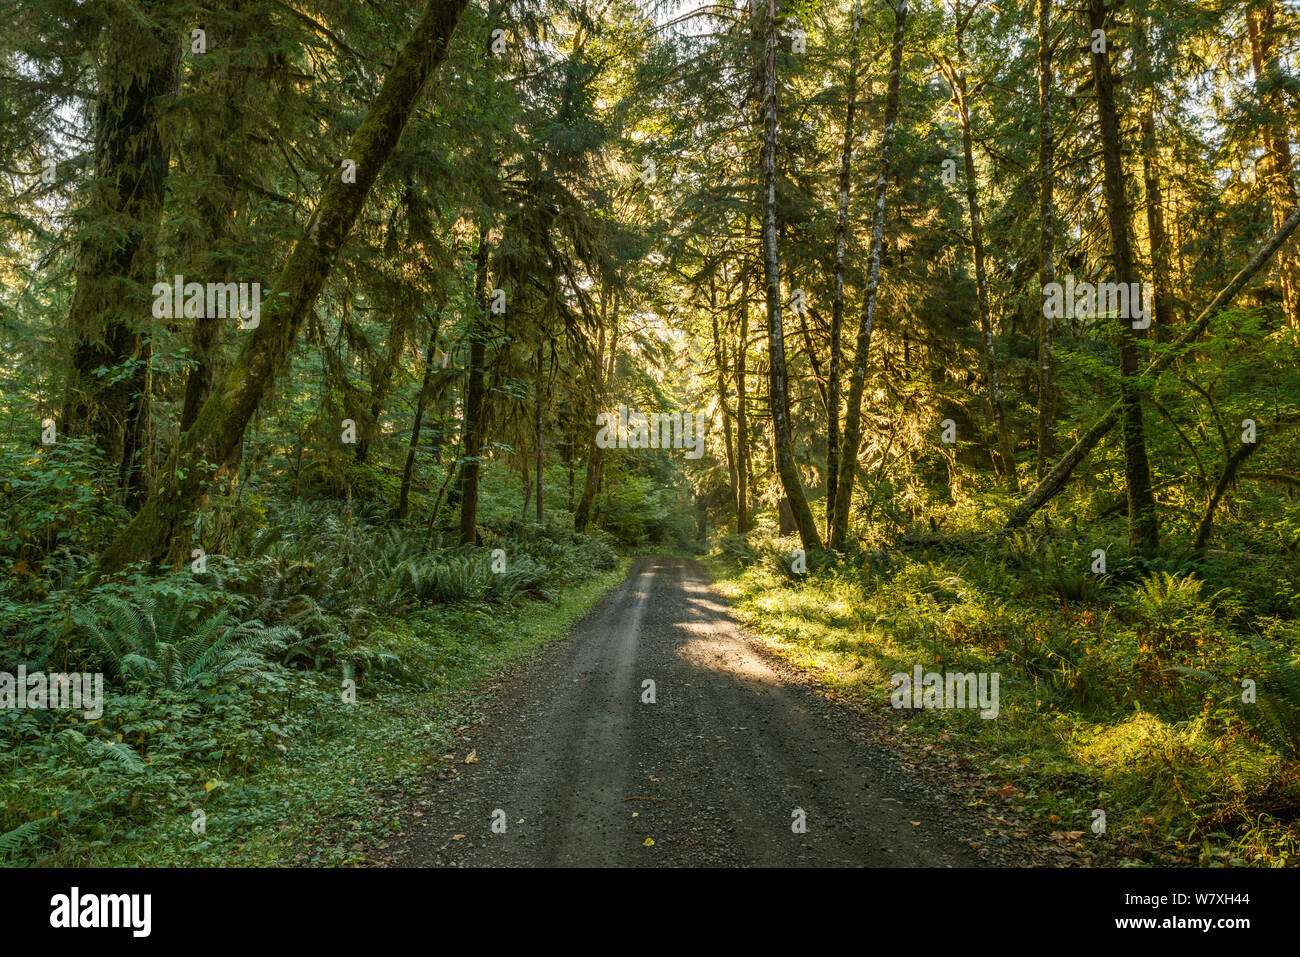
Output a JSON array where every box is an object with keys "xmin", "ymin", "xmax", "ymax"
[{"xmin": 704, "ymin": 541, "xmax": 1300, "ymax": 868}]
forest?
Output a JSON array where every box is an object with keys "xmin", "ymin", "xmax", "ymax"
[{"xmin": 2, "ymin": 0, "xmax": 1300, "ymax": 870}]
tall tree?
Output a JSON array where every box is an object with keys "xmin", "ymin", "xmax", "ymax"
[
  {"xmin": 830, "ymin": 0, "xmax": 908, "ymax": 550},
  {"xmin": 825, "ymin": 0, "xmax": 863, "ymax": 536},
  {"xmin": 61, "ymin": 3, "xmax": 178, "ymax": 505},
  {"xmin": 1036, "ymin": 0, "xmax": 1057, "ymax": 478},
  {"xmin": 938, "ymin": 5, "xmax": 1016, "ymax": 489},
  {"xmin": 736, "ymin": 270, "xmax": 752, "ymax": 533},
  {"xmin": 1132, "ymin": 5, "xmax": 1175, "ymax": 343},
  {"xmin": 759, "ymin": 0, "xmax": 821, "ymax": 550},
  {"xmin": 459, "ymin": 223, "xmax": 490, "ymax": 544},
  {"xmin": 98, "ymin": 0, "xmax": 471, "ymax": 571},
  {"xmin": 1088, "ymin": 0, "xmax": 1159, "ymax": 555},
  {"xmin": 1246, "ymin": 0, "xmax": 1300, "ymax": 330},
  {"xmin": 177, "ymin": 2, "xmax": 256, "ymax": 438}
]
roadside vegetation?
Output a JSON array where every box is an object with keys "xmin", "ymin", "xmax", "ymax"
[
  {"xmin": 1, "ymin": 468, "xmax": 630, "ymax": 864},
  {"xmin": 708, "ymin": 489, "xmax": 1300, "ymax": 867}
]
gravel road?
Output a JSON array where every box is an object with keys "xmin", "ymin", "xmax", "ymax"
[{"xmin": 400, "ymin": 556, "xmax": 999, "ymax": 867}]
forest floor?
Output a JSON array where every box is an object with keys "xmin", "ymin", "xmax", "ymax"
[{"xmin": 384, "ymin": 557, "xmax": 1077, "ymax": 867}]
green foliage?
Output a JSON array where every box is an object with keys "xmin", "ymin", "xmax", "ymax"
[
  {"xmin": 0, "ymin": 491, "xmax": 625, "ymax": 865},
  {"xmin": 0, "ymin": 439, "xmax": 127, "ymax": 573},
  {"xmin": 1253, "ymin": 651, "xmax": 1300, "ymax": 761},
  {"xmin": 712, "ymin": 516, "xmax": 1300, "ymax": 865},
  {"xmin": 74, "ymin": 590, "xmax": 292, "ymax": 691},
  {"xmin": 1131, "ymin": 571, "xmax": 1207, "ymax": 622}
]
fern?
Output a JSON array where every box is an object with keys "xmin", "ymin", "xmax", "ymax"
[
  {"xmin": 1254, "ymin": 655, "xmax": 1300, "ymax": 760},
  {"xmin": 1133, "ymin": 571, "xmax": 1205, "ymax": 620},
  {"xmin": 75, "ymin": 591, "xmax": 291, "ymax": 691},
  {"xmin": 0, "ymin": 818, "xmax": 48, "ymax": 860}
]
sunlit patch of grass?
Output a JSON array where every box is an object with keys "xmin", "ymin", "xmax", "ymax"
[{"xmin": 704, "ymin": 543, "xmax": 1300, "ymax": 866}]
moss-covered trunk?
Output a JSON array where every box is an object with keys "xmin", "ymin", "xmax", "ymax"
[
  {"xmin": 1036, "ymin": 0, "xmax": 1057, "ymax": 479},
  {"xmin": 98, "ymin": 0, "xmax": 470, "ymax": 572},
  {"xmin": 1089, "ymin": 0, "xmax": 1159, "ymax": 556},
  {"xmin": 61, "ymin": 4, "xmax": 178, "ymax": 501},
  {"xmin": 458, "ymin": 225, "xmax": 490, "ymax": 545}
]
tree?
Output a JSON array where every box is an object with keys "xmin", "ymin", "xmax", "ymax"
[
  {"xmin": 60, "ymin": 3, "xmax": 178, "ymax": 506},
  {"xmin": 1036, "ymin": 0, "xmax": 1056, "ymax": 478},
  {"xmin": 759, "ymin": 0, "xmax": 821, "ymax": 551},
  {"xmin": 98, "ymin": 0, "xmax": 471, "ymax": 571},
  {"xmin": 825, "ymin": 0, "xmax": 863, "ymax": 537},
  {"xmin": 938, "ymin": 2, "xmax": 1017, "ymax": 490},
  {"xmin": 1088, "ymin": 0, "xmax": 1159, "ymax": 556},
  {"xmin": 830, "ymin": 0, "xmax": 908, "ymax": 550},
  {"xmin": 1247, "ymin": 0, "xmax": 1300, "ymax": 331}
]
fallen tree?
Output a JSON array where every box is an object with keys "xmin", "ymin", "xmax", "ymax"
[
  {"xmin": 1006, "ymin": 203, "xmax": 1300, "ymax": 530},
  {"xmin": 1192, "ymin": 410, "xmax": 1300, "ymax": 552}
]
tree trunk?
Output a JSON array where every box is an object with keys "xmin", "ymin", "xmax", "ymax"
[
  {"xmin": 566, "ymin": 433, "xmax": 576, "ymax": 513},
  {"xmin": 396, "ymin": 322, "xmax": 441, "ymax": 521},
  {"xmin": 459, "ymin": 224, "xmax": 490, "ymax": 545},
  {"xmin": 760, "ymin": 0, "xmax": 822, "ymax": 551},
  {"xmin": 1247, "ymin": 1, "xmax": 1300, "ymax": 330},
  {"xmin": 952, "ymin": 54, "xmax": 1016, "ymax": 489},
  {"xmin": 1134, "ymin": 13, "xmax": 1175, "ymax": 343},
  {"xmin": 829, "ymin": 0, "xmax": 907, "ymax": 550},
  {"xmin": 1089, "ymin": 0, "xmax": 1159, "ymax": 556},
  {"xmin": 826, "ymin": 0, "xmax": 861, "ymax": 537},
  {"xmin": 98, "ymin": 0, "xmax": 471, "ymax": 572},
  {"xmin": 575, "ymin": 292, "xmax": 618, "ymax": 533},
  {"xmin": 179, "ymin": 2, "xmax": 254, "ymax": 437},
  {"xmin": 1006, "ymin": 203, "xmax": 1300, "ymax": 528},
  {"xmin": 1192, "ymin": 441, "xmax": 1259, "ymax": 552},
  {"xmin": 712, "ymin": 307, "xmax": 739, "ymax": 528},
  {"xmin": 61, "ymin": 4, "xmax": 178, "ymax": 503},
  {"xmin": 535, "ymin": 339, "xmax": 545, "ymax": 524},
  {"xmin": 356, "ymin": 301, "xmax": 417, "ymax": 464},
  {"xmin": 736, "ymin": 261, "xmax": 751, "ymax": 533},
  {"xmin": 1036, "ymin": 0, "xmax": 1057, "ymax": 479}
]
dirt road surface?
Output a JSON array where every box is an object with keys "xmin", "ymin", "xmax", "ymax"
[{"xmin": 400, "ymin": 557, "xmax": 1006, "ymax": 867}]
